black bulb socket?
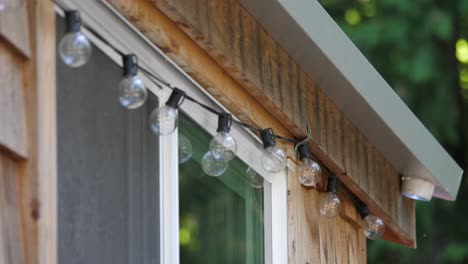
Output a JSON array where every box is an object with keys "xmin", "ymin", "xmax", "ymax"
[
  {"xmin": 217, "ymin": 113, "xmax": 232, "ymax": 133},
  {"xmin": 356, "ymin": 201, "xmax": 371, "ymax": 219},
  {"xmin": 297, "ymin": 143, "xmax": 313, "ymax": 161},
  {"xmin": 165, "ymin": 88, "xmax": 186, "ymax": 109},
  {"xmin": 65, "ymin": 10, "xmax": 81, "ymax": 33},
  {"xmin": 122, "ymin": 54, "xmax": 138, "ymax": 76},
  {"xmin": 326, "ymin": 175, "xmax": 339, "ymax": 193},
  {"xmin": 260, "ymin": 128, "xmax": 276, "ymax": 149}
]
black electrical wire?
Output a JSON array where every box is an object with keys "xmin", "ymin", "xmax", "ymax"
[
  {"xmin": 339, "ymin": 183, "xmax": 370, "ymax": 218},
  {"xmin": 57, "ymin": 4, "xmax": 303, "ymax": 145},
  {"xmin": 231, "ymin": 119, "xmax": 263, "ymax": 133},
  {"xmin": 273, "ymin": 134, "xmax": 300, "ymax": 144}
]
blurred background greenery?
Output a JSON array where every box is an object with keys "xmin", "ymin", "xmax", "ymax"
[{"xmin": 319, "ymin": 0, "xmax": 468, "ymax": 263}]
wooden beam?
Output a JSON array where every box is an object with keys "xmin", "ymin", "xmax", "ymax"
[
  {"xmin": 32, "ymin": 1, "xmax": 57, "ymax": 263},
  {"xmin": 106, "ymin": 0, "xmax": 295, "ymax": 142},
  {"xmin": 0, "ymin": 1, "xmax": 56, "ymax": 263},
  {"xmin": 106, "ymin": 0, "xmax": 416, "ymax": 247}
]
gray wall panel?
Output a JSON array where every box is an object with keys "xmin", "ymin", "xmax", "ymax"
[{"xmin": 57, "ymin": 16, "xmax": 159, "ymax": 264}]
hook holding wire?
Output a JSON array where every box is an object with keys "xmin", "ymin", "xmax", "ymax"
[{"xmin": 294, "ymin": 125, "xmax": 312, "ymax": 160}]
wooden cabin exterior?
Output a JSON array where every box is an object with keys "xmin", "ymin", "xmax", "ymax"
[{"xmin": 0, "ymin": 0, "xmax": 462, "ymax": 263}]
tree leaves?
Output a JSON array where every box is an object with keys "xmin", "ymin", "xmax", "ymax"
[
  {"xmin": 409, "ymin": 45, "xmax": 435, "ymax": 83},
  {"xmin": 320, "ymin": 0, "xmax": 467, "ymax": 263},
  {"xmin": 428, "ymin": 8, "xmax": 453, "ymax": 41}
]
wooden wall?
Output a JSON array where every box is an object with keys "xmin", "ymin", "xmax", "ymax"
[
  {"xmin": 0, "ymin": 0, "xmax": 416, "ymax": 262},
  {"xmin": 0, "ymin": 1, "xmax": 56, "ymax": 264},
  {"xmin": 287, "ymin": 161, "xmax": 366, "ymax": 263},
  {"xmin": 107, "ymin": 0, "xmax": 415, "ymax": 248}
]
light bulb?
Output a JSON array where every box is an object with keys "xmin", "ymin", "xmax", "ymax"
[
  {"xmin": 210, "ymin": 132, "xmax": 237, "ymax": 161},
  {"xmin": 118, "ymin": 54, "xmax": 147, "ymax": 109},
  {"xmin": 59, "ymin": 11, "xmax": 91, "ymax": 68},
  {"xmin": 178, "ymin": 133, "xmax": 192, "ymax": 164},
  {"xmin": 261, "ymin": 145, "xmax": 287, "ymax": 173},
  {"xmin": 119, "ymin": 76, "xmax": 147, "ymax": 109},
  {"xmin": 149, "ymin": 88, "xmax": 185, "ymax": 136},
  {"xmin": 260, "ymin": 128, "xmax": 286, "ymax": 173},
  {"xmin": 299, "ymin": 158, "xmax": 321, "ymax": 187},
  {"xmin": 296, "ymin": 143, "xmax": 322, "ymax": 187},
  {"xmin": 210, "ymin": 113, "xmax": 237, "ymax": 161},
  {"xmin": 59, "ymin": 32, "xmax": 91, "ymax": 67},
  {"xmin": 201, "ymin": 151, "xmax": 228, "ymax": 177},
  {"xmin": 246, "ymin": 167, "xmax": 263, "ymax": 189},
  {"xmin": 319, "ymin": 192, "xmax": 341, "ymax": 217},
  {"xmin": 362, "ymin": 215, "xmax": 385, "ymax": 240},
  {"xmin": 150, "ymin": 105, "xmax": 178, "ymax": 135}
]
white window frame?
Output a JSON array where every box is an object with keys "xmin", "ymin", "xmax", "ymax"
[{"xmin": 56, "ymin": 1, "xmax": 288, "ymax": 263}]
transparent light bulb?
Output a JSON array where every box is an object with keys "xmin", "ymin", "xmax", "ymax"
[
  {"xmin": 201, "ymin": 151, "xmax": 228, "ymax": 177},
  {"xmin": 59, "ymin": 32, "xmax": 91, "ymax": 67},
  {"xmin": 209, "ymin": 132, "xmax": 237, "ymax": 162},
  {"xmin": 149, "ymin": 105, "xmax": 178, "ymax": 135},
  {"xmin": 246, "ymin": 167, "xmax": 263, "ymax": 189},
  {"xmin": 118, "ymin": 75, "xmax": 147, "ymax": 109},
  {"xmin": 362, "ymin": 215, "xmax": 385, "ymax": 240},
  {"xmin": 178, "ymin": 133, "xmax": 192, "ymax": 164},
  {"xmin": 298, "ymin": 158, "xmax": 321, "ymax": 187},
  {"xmin": 319, "ymin": 192, "xmax": 341, "ymax": 217},
  {"xmin": 261, "ymin": 145, "xmax": 287, "ymax": 173}
]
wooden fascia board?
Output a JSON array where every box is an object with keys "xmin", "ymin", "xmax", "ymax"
[
  {"xmin": 106, "ymin": 0, "xmax": 416, "ymax": 247},
  {"xmin": 240, "ymin": 0, "xmax": 463, "ymax": 201}
]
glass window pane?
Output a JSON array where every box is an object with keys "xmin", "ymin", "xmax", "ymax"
[{"xmin": 179, "ymin": 113, "xmax": 265, "ymax": 264}]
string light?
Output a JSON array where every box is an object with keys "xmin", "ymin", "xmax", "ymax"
[
  {"xmin": 355, "ymin": 201, "xmax": 385, "ymax": 240},
  {"xmin": 118, "ymin": 54, "xmax": 147, "ymax": 109},
  {"xmin": 209, "ymin": 113, "xmax": 237, "ymax": 162},
  {"xmin": 149, "ymin": 88, "xmax": 185, "ymax": 136},
  {"xmin": 340, "ymin": 185, "xmax": 386, "ymax": 240},
  {"xmin": 59, "ymin": 10, "xmax": 91, "ymax": 67},
  {"xmin": 178, "ymin": 133, "xmax": 192, "ymax": 164},
  {"xmin": 260, "ymin": 129, "xmax": 287, "ymax": 173},
  {"xmin": 57, "ymin": 7, "xmax": 393, "ymax": 245},
  {"xmin": 246, "ymin": 167, "xmax": 264, "ymax": 188},
  {"xmin": 319, "ymin": 175, "xmax": 341, "ymax": 217},
  {"xmin": 296, "ymin": 143, "xmax": 322, "ymax": 187},
  {"xmin": 57, "ymin": 9, "xmax": 320, "ymax": 179},
  {"xmin": 201, "ymin": 151, "xmax": 229, "ymax": 177}
]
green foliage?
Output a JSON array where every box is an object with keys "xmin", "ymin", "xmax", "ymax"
[
  {"xmin": 428, "ymin": 8, "xmax": 453, "ymax": 41},
  {"xmin": 320, "ymin": 0, "xmax": 468, "ymax": 263},
  {"xmin": 441, "ymin": 243, "xmax": 468, "ymax": 263}
]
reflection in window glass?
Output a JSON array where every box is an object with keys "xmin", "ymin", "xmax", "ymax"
[{"xmin": 179, "ymin": 114, "xmax": 265, "ymax": 264}]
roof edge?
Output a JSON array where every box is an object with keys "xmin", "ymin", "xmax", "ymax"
[{"xmin": 240, "ymin": 0, "xmax": 463, "ymax": 200}]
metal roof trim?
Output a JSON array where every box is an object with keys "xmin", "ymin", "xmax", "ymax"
[{"xmin": 240, "ymin": 0, "xmax": 463, "ymax": 200}]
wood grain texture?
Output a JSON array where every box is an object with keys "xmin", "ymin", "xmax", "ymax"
[
  {"xmin": 0, "ymin": 153, "xmax": 24, "ymax": 264},
  {"xmin": 287, "ymin": 161, "xmax": 366, "ymax": 264},
  {"xmin": 0, "ymin": 42, "xmax": 28, "ymax": 158},
  {"xmin": 106, "ymin": 0, "xmax": 296, "ymax": 153},
  {"xmin": 34, "ymin": 2, "xmax": 57, "ymax": 263},
  {"xmin": 0, "ymin": 2, "xmax": 31, "ymax": 57},
  {"xmin": 0, "ymin": 1, "xmax": 57, "ymax": 263},
  {"xmin": 107, "ymin": 0, "xmax": 416, "ymax": 247}
]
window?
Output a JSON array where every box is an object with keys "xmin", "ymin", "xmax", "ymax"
[
  {"xmin": 179, "ymin": 114, "xmax": 265, "ymax": 264},
  {"xmin": 56, "ymin": 1, "xmax": 287, "ymax": 263}
]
